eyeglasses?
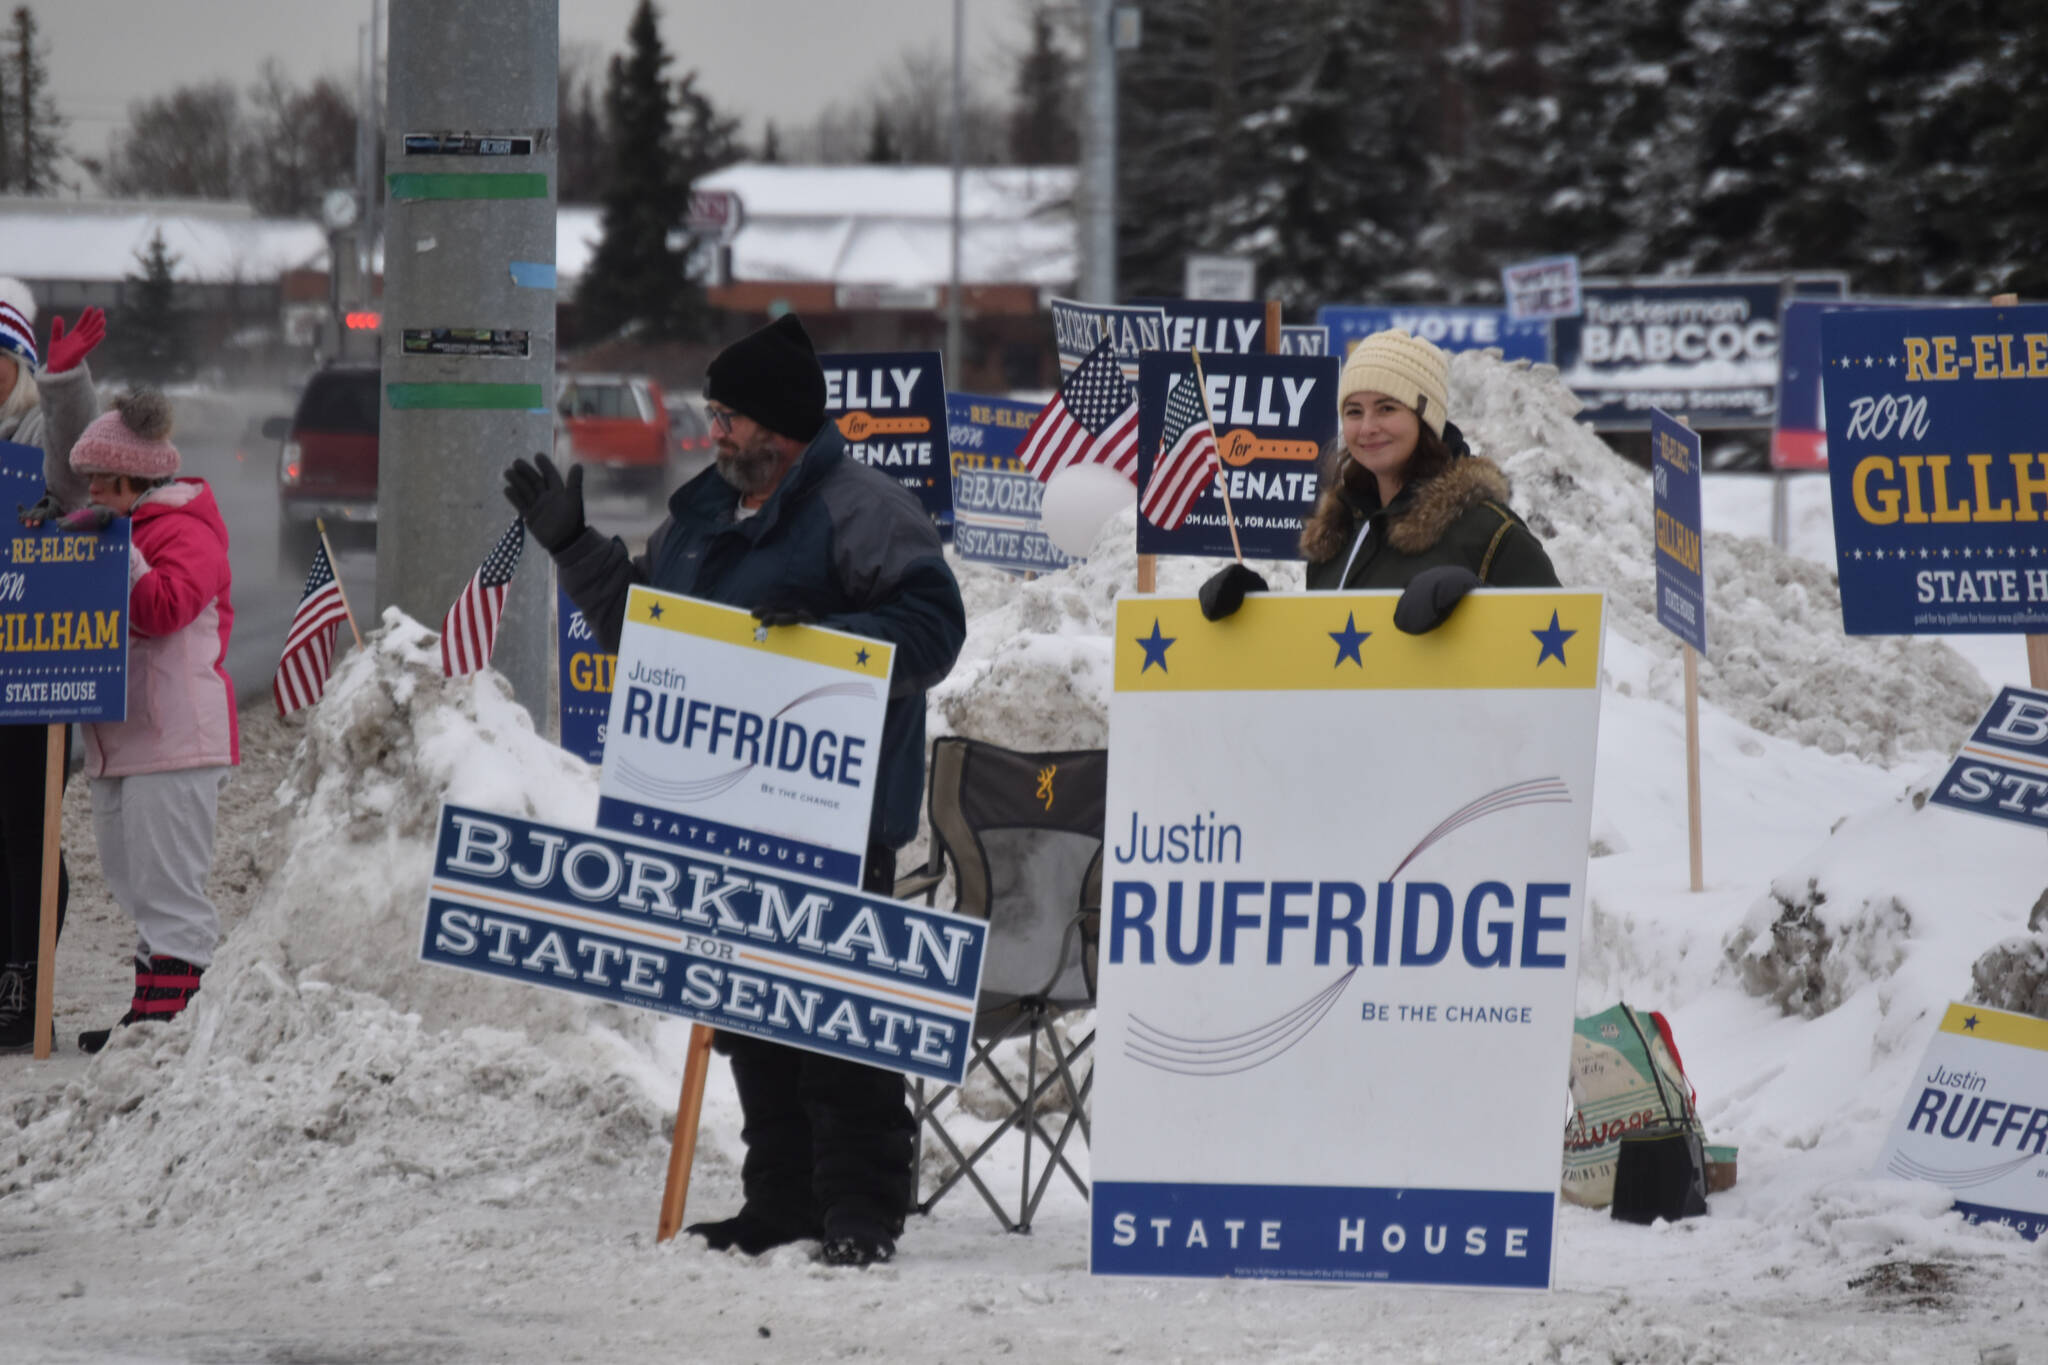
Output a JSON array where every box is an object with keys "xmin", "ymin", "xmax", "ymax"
[{"xmin": 706, "ymin": 405, "xmax": 737, "ymax": 433}]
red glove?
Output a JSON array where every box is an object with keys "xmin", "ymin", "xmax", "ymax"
[{"xmin": 44, "ymin": 307, "xmax": 107, "ymax": 374}]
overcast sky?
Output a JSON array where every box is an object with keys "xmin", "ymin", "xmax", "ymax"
[{"xmin": 45, "ymin": 0, "xmax": 1032, "ymax": 170}]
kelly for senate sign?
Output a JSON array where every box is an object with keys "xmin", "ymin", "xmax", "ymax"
[
  {"xmin": 1876, "ymin": 1002, "xmax": 2048, "ymax": 1240},
  {"xmin": 1129, "ymin": 298, "xmax": 1271, "ymax": 359},
  {"xmin": 596, "ymin": 587, "xmax": 893, "ymax": 889},
  {"xmin": 1093, "ymin": 589, "xmax": 1606, "ymax": 1287},
  {"xmin": 0, "ymin": 440, "xmax": 129, "ymax": 723},
  {"xmin": 821, "ymin": 350, "xmax": 952, "ymax": 527},
  {"xmin": 419, "ymin": 804, "xmax": 986, "ymax": 1085},
  {"xmin": 1929, "ymin": 687, "xmax": 2048, "ymax": 833},
  {"xmin": 947, "ymin": 391, "xmax": 1077, "ymax": 575},
  {"xmin": 1133, "ymin": 351, "xmax": 1339, "ymax": 561},
  {"xmin": 1819, "ymin": 303, "xmax": 2048, "ymax": 635}
]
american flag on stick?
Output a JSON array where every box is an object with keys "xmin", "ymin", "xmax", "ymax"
[
  {"xmin": 273, "ymin": 540, "xmax": 355, "ymax": 716},
  {"xmin": 439, "ymin": 519, "xmax": 526, "ymax": 677},
  {"xmin": 1016, "ymin": 333, "xmax": 1140, "ymax": 482},
  {"xmin": 1139, "ymin": 370, "xmax": 1223, "ymax": 532}
]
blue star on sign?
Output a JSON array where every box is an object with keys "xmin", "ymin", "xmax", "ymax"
[
  {"xmin": 646, "ymin": 602, "xmax": 664, "ymax": 621},
  {"xmin": 1532, "ymin": 611, "xmax": 1576, "ymax": 667},
  {"xmin": 1329, "ymin": 613, "xmax": 1369, "ymax": 667},
  {"xmin": 855, "ymin": 647, "xmax": 871, "ymax": 667},
  {"xmin": 1965, "ymin": 1015, "xmax": 1980, "ymax": 1031},
  {"xmin": 1136, "ymin": 619, "xmax": 1176, "ymax": 673}
]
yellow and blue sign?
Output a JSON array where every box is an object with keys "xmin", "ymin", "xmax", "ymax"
[
  {"xmin": 0, "ymin": 440, "xmax": 129, "ymax": 724},
  {"xmin": 947, "ymin": 391, "xmax": 1076, "ymax": 575},
  {"xmin": 1820, "ymin": 303, "xmax": 2048, "ymax": 636},
  {"xmin": 1317, "ymin": 304, "xmax": 1549, "ymax": 363},
  {"xmin": 1929, "ymin": 686, "xmax": 2048, "ymax": 833},
  {"xmin": 1094, "ymin": 589, "xmax": 1605, "ymax": 1288},
  {"xmin": 820, "ymin": 350, "xmax": 952, "ymax": 528},
  {"xmin": 555, "ymin": 583, "xmax": 612, "ymax": 765},
  {"xmin": 1649, "ymin": 408, "xmax": 1706, "ymax": 652}
]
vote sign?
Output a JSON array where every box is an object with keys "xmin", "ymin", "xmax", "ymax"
[
  {"xmin": 1649, "ymin": 408, "xmax": 1706, "ymax": 652},
  {"xmin": 1929, "ymin": 687, "xmax": 2048, "ymax": 832},
  {"xmin": 1820, "ymin": 303, "xmax": 2048, "ymax": 635},
  {"xmin": 597, "ymin": 587, "xmax": 894, "ymax": 888},
  {"xmin": 1094, "ymin": 589, "xmax": 1606, "ymax": 1287},
  {"xmin": 821, "ymin": 350, "xmax": 952, "ymax": 526},
  {"xmin": 421, "ymin": 805, "xmax": 985, "ymax": 1085},
  {"xmin": 556, "ymin": 582, "xmax": 612, "ymax": 765},
  {"xmin": 1875, "ymin": 1002, "xmax": 2048, "ymax": 1240},
  {"xmin": 1134, "ymin": 352, "xmax": 1339, "ymax": 560},
  {"xmin": 947, "ymin": 391, "xmax": 1077, "ymax": 575},
  {"xmin": 0, "ymin": 440, "xmax": 129, "ymax": 723},
  {"xmin": 1318, "ymin": 305, "xmax": 1549, "ymax": 364}
]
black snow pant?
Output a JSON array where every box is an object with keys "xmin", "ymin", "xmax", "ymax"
[
  {"xmin": 712, "ymin": 841, "xmax": 914, "ymax": 1240},
  {"xmin": 0, "ymin": 723, "xmax": 70, "ymax": 965}
]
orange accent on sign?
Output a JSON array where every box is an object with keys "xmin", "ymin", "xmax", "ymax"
[
  {"xmin": 836, "ymin": 411, "xmax": 932, "ymax": 442},
  {"xmin": 1218, "ymin": 428, "xmax": 1320, "ymax": 467}
]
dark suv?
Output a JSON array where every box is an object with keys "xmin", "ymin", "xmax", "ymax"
[{"xmin": 268, "ymin": 366, "xmax": 379, "ymax": 574}]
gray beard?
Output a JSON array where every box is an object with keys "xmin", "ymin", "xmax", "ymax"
[{"xmin": 715, "ymin": 435, "xmax": 782, "ymax": 496}]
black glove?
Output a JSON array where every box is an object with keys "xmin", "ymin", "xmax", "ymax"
[
  {"xmin": 502, "ymin": 453, "xmax": 586, "ymax": 555},
  {"xmin": 1394, "ymin": 565, "xmax": 1481, "ymax": 635},
  {"xmin": 750, "ymin": 601, "xmax": 819, "ymax": 629},
  {"xmin": 1198, "ymin": 562, "xmax": 1268, "ymax": 621},
  {"xmin": 17, "ymin": 492, "xmax": 62, "ymax": 527}
]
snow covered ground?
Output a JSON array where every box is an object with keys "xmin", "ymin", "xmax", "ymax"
[{"xmin": 5, "ymin": 353, "xmax": 2045, "ymax": 1363}]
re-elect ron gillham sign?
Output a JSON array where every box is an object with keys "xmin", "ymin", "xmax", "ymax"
[{"xmin": 1093, "ymin": 589, "xmax": 1605, "ymax": 1288}]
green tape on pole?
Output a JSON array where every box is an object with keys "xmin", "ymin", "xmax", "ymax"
[
  {"xmin": 385, "ymin": 172, "xmax": 549, "ymax": 201},
  {"xmin": 386, "ymin": 382, "xmax": 548, "ymax": 411}
]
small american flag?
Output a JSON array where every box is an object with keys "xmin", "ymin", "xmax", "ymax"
[
  {"xmin": 1139, "ymin": 372, "xmax": 1221, "ymax": 531},
  {"xmin": 273, "ymin": 542, "xmax": 353, "ymax": 716},
  {"xmin": 1016, "ymin": 334, "xmax": 1139, "ymax": 482},
  {"xmin": 439, "ymin": 519, "xmax": 526, "ymax": 677}
]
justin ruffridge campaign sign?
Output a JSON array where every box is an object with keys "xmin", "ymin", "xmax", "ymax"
[
  {"xmin": 1128, "ymin": 298, "xmax": 1271, "ymax": 359},
  {"xmin": 0, "ymin": 440, "xmax": 128, "ymax": 723},
  {"xmin": 1819, "ymin": 303, "xmax": 2048, "ymax": 636},
  {"xmin": 1554, "ymin": 277, "xmax": 1784, "ymax": 429},
  {"xmin": 556, "ymin": 582, "xmax": 612, "ymax": 765},
  {"xmin": 597, "ymin": 587, "xmax": 893, "ymax": 889},
  {"xmin": 1134, "ymin": 352, "xmax": 1339, "ymax": 560},
  {"xmin": 948, "ymin": 391, "xmax": 1077, "ymax": 575},
  {"xmin": 820, "ymin": 350, "xmax": 952, "ymax": 526},
  {"xmin": 419, "ymin": 805, "xmax": 985, "ymax": 1085},
  {"xmin": 1876, "ymin": 1002, "xmax": 2048, "ymax": 1240},
  {"xmin": 1093, "ymin": 589, "xmax": 1606, "ymax": 1288},
  {"xmin": 1318, "ymin": 305, "xmax": 1550, "ymax": 364},
  {"xmin": 1051, "ymin": 297, "xmax": 1169, "ymax": 382},
  {"xmin": 1649, "ymin": 408, "xmax": 1706, "ymax": 653},
  {"xmin": 1929, "ymin": 687, "xmax": 2048, "ymax": 833}
]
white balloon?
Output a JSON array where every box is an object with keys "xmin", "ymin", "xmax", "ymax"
[{"xmin": 1040, "ymin": 463, "xmax": 1136, "ymax": 558}]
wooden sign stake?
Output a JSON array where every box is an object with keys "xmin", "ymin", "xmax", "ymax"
[
  {"xmin": 655, "ymin": 1023, "xmax": 717, "ymax": 1242},
  {"xmin": 31, "ymin": 721, "xmax": 63, "ymax": 1059},
  {"xmin": 315, "ymin": 518, "xmax": 365, "ymax": 648}
]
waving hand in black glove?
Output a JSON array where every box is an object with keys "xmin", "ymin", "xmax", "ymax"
[{"xmin": 502, "ymin": 453, "xmax": 587, "ymax": 555}]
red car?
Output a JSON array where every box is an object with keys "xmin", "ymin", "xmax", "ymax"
[
  {"xmin": 555, "ymin": 373, "xmax": 711, "ymax": 493},
  {"xmin": 269, "ymin": 365, "xmax": 380, "ymax": 575}
]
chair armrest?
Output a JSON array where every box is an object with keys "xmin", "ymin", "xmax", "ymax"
[{"xmin": 894, "ymin": 867, "xmax": 946, "ymax": 904}]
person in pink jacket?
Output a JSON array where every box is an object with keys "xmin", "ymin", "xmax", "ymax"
[{"xmin": 64, "ymin": 390, "xmax": 238, "ymax": 1054}]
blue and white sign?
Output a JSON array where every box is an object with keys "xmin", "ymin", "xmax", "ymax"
[
  {"xmin": 1279, "ymin": 325, "xmax": 1330, "ymax": 357},
  {"xmin": 597, "ymin": 588, "xmax": 894, "ymax": 888},
  {"xmin": 1134, "ymin": 351, "xmax": 1338, "ymax": 561},
  {"xmin": 1095, "ymin": 590, "xmax": 1606, "ymax": 1288},
  {"xmin": 0, "ymin": 440, "xmax": 129, "ymax": 723},
  {"xmin": 1876, "ymin": 1001, "xmax": 2048, "ymax": 1240},
  {"xmin": 556, "ymin": 583, "xmax": 611, "ymax": 765},
  {"xmin": 1128, "ymin": 298, "xmax": 1271, "ymax": 358},
  {"xmin": 1554, "ymin": 277, "xmax": 1784, "ymax": 429},
  {"xmin": 821, "ymin": 350, "xmax": 952, "ymax": 527},
  {"xmin": 1502, "ymin": 255, "xmax": 1582, "ymax": 323},
  {"xmin": 1050, "ymin": 297, "xmax": 1168, "ymax": 381},
  {"xmin": 1930, "ymin": 687, "xmax": 2048, "ymax": 832},
  {"xmin": 1649, "ymin": 408, "xmax": 1705, "ymax": 653},
  {"xmin": 1318, "ymin": 305, "xmax": 1549, "ymax": 364},
  {"xmin": 421, "ymin": 804, "xmax": 986, "ymax": 1085},
  {"xmin": 1819, "ymin": 303, "xmax": 2048, "ymax": 635},
  {"xmin": 947, "ymin": 391, "xmax": 1076, "ymax": 575}
]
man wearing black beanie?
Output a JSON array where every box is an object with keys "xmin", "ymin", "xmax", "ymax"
[{"xmin": 503, "ymin": 314, "xmax": 966, "ymax": 1267}]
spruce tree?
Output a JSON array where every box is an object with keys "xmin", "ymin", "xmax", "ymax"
[
  {"xmin": 9, "ymin": 6, "xmax": 63, "ymax": 194},
  {"xmin": 864, "ymin": 112, "xmax": 899, "ymax": 165},
  {"xmin": 1009, "ymin": 6, "xmax": 1076, "ymax": 164},
  {"xmin": 116, "ymin": 230, "xmax": 188, "ymax": 384}
]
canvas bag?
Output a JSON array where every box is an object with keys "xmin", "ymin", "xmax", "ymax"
[{"xmin": 1562, "ymin": 1003, "xmax": 1701, "ymax": 1209}]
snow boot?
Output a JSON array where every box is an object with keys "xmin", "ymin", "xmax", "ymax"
[
  {"xmin": 0, "ymin": 962, "xmax": 32, "ymax": 1051},
  {"xmin": 79, "ymin": 954, "xmax": 204, "ymax": 1055},
  {"xmin": 817, "ymin": 1209, "xmax": 897, "ymax": 1268},
  {"xmin": 684, "ymin": 1205, "xmax": 822, "ymax": 1256}
]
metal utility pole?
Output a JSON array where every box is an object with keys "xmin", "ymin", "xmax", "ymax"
[
  {"xmin": 945, "ymin": 0, "xmax": 965, "ymax": 386},
  {"xmin": 1079, "ymin": 0, "xmax": 1118, "ymax": 304},
  {"xmin": 379, "ymin": 0, "xmax": 558, "ymax": 721}
]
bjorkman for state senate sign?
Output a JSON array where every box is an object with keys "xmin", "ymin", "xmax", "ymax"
[
  {"xmin": 1093, "ymin": 589, "xmax": 1605, "ymax": 1288},
  {"xmin": 948, "ymin": 390, "xmax": 1077, "ymax": 576},
  {"xmin": 1928, "ymin": 686, "xmax": 2048, "ymax": 834},
  {"xmin": 1820, "ymin": 303, "xmax": 2048, "ymax": 636},
  {"xmin": 1875, "ymin": 1001, "xmax": 2048, "ymax": 1240},
  {"xmin": 0, "ymin": 439, "xmax": 129, "ymax": 724},
  {"xmin": 420, "ymin": 804, "xmax": 985, "ymax": 1085},
  {"xmin": 820, "ymin": 350, "xmax": 953, "ymax": 527},
  {"xmin": 596, "ymin": 587, "xmax": 893, "ymax": 889}
]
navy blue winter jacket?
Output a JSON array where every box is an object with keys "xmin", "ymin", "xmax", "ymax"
[{"xmin": 552, "ymin": 423, "xmax": 966, "ymax": 849}]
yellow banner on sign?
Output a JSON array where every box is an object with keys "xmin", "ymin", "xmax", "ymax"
[
  {"xmin": 1113, "ymin": 591, "xmax": 1604, "ymax": 692},
  {"xmin": 622, "ymin": 586, "xmax": 894, "ymax": 679},
  {"xmin": 1938, "ymin": 1001, "xmax": 2048, "ymax": 1053}
]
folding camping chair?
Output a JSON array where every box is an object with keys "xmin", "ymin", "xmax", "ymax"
[{"xmin": 894, "ymin": 736, "xmax": 1104, "ymax": 1232}]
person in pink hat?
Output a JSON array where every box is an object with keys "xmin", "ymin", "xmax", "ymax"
[{"xmin": 63, "ymin": 390, "xmax": 239, "ymax": 1054}]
